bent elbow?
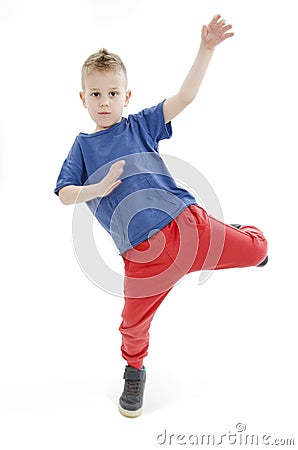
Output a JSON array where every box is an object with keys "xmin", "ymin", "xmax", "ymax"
[
  {"xmin": 58, "ymin": 191, "xmax": 72, "ymax": 206},
  {"xmin": 181, "ymin": 93, "xmax": 195, "ymax": 106},
  {"xmin": 59, "ymin": 196, "xmax": 69, "ymax": 205},
  {"xmin": 57, "ymin": 185, "xmax": 79, "ymax": 205}
]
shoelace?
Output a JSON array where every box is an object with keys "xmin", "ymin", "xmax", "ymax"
[{"xmin": 124, "ymin": 379, "xmax": 141, "ymax": 396}]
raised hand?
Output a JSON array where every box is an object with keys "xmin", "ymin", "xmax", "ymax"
[{"xmin": 201, "ymin": 14, "xmax": 234, "ymax": 50}]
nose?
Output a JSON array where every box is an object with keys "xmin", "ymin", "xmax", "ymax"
[{"xmin": 100, "ymin": 95, "xmax": 109, "ymax": 107}]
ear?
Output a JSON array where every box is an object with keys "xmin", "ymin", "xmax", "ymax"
[
  {"xmin": 79, "ymin": 91, "xmax": 87, "ymax": 108},
  {"xmin": 124, "ymin": 90, "xmax": 131, "ymax": 107}
]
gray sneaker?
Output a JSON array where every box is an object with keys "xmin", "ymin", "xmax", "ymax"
[{"xmin": 118, "ymin": 365, "xmax": 146, "ymax": 418}]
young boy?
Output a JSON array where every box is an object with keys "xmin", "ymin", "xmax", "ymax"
[{"xmin": 54, "ymin": 15, "xmax": 268, "ymax": 418}]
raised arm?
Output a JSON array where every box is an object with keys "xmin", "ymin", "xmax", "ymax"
[{"xmin": 163, "ymin": 14, "xmax": 234, "ymax": 123}]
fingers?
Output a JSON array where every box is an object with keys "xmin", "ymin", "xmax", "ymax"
[
  {"xmin": 201, "ymin": 24, "xmax": 208, "ymax": 39},
  {"xmin": 210, "ymin": 14, "xmax": 233, "ymax": 32},
  {"xmin": 223, "ymin": 24, "xmax": 233, "ymax": 32},
  {"xmin": 218, "ymin": 19, "xmax": 226, "ymax": 27},
  {"xmin": 223, "ymin": 32, "xmax": 234, "ymax": 40},
  {"xmin": 222, "ymin": 24, "xmax": 234, "ymax": 41},
  {"xmin": 111, "ymin": 159, "xmax": 125, "ymax": 171},
  {"xmin": 102, "ymin": 160, "xmax": 125, "ymax": 196},
  {"xmin": 211, "ymin": 14, "xmax": 221, "ymax": 24},
  {"xmin": 217, "ymin": 18, "xmax": 233, "ymax": 33},
  {"xmin": 109, "ymin": 160, "xmax": 125, "ymax": 180},
  {"xmin": 208, "ymin": 14, "xmax": 234, "ymax": 44},
  {"xmin": 104, "ymin": 180, "xmax": 122, "ymax": 196}
]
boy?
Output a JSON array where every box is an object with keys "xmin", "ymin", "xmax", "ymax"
[{"xmin": 54, "ymin": 15, "xmax": 268, "ymax": 418}]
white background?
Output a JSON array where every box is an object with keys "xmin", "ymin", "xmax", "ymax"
[{"xmin": 1, "ymin": 0, "xmax": 297, "ymax": 448}]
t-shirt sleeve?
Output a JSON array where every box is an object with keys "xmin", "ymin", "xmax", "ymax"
[
  {"xmin": 136, "ymin": 100, "xmax": 172, "ymax": 144},
  {"xmin": 54, "ymin": 138, "xmax": 87, "ymax": 196}
]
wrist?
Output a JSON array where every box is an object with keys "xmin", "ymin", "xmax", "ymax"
[
  {"xmin": 200, "ymin": 40, "xmax": 215, "ymax": 52},
  {"xmin": 78, "ymin": 182, "xmax": 103, "ymax": 202},
  {"xmin": 94, "ymin": 181, "xmax": 105, "ymax": 198}
]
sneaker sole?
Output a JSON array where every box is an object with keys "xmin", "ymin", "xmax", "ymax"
[
  {"xmin": 257, "ymin": 255, "xmax": 268, "ymax": 267},
  {"xmin": 118, "ymin": 403, "xmax": 143, "ymax": 418}
]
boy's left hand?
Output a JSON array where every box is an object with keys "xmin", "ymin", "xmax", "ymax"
[{"xmin": 201, "ymin": 14, "xmax": 234, "ymax": 50}]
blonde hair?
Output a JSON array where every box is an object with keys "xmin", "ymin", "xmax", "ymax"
[{"xmin": 81, "ymin": 48, "xmax": 127, "ymax": 91}]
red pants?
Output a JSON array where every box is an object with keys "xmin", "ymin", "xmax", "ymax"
[{"xmin": 119, "ymin": 204, "xmax": 268, "ymax": 369}]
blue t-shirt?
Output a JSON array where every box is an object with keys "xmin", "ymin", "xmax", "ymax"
[{"xmin": 54, "ymin": 101, "xmax": 196, "ymax": 254}]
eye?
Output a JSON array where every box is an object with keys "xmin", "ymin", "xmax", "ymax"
[
  {"xmin": 91, "ymin": 92, "xmax": 100, "ymax": 97},
  {"xmin": 109, "ymin": 91, "xmax": 119, "ymax": 97}
]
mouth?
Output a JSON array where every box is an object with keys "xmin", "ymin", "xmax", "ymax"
[{"xmin": 98, "ymin": 112, "xmax": 111, "ymax": 115}]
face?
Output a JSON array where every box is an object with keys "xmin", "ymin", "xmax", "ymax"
[{"xmin": 80, "ymin": 69, "xmax": 131, "ymax": 132}]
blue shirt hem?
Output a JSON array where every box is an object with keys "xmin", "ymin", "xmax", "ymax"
[{"xmin": 119, "ymin": 201, "xmax": 197, "ymax": 254}]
